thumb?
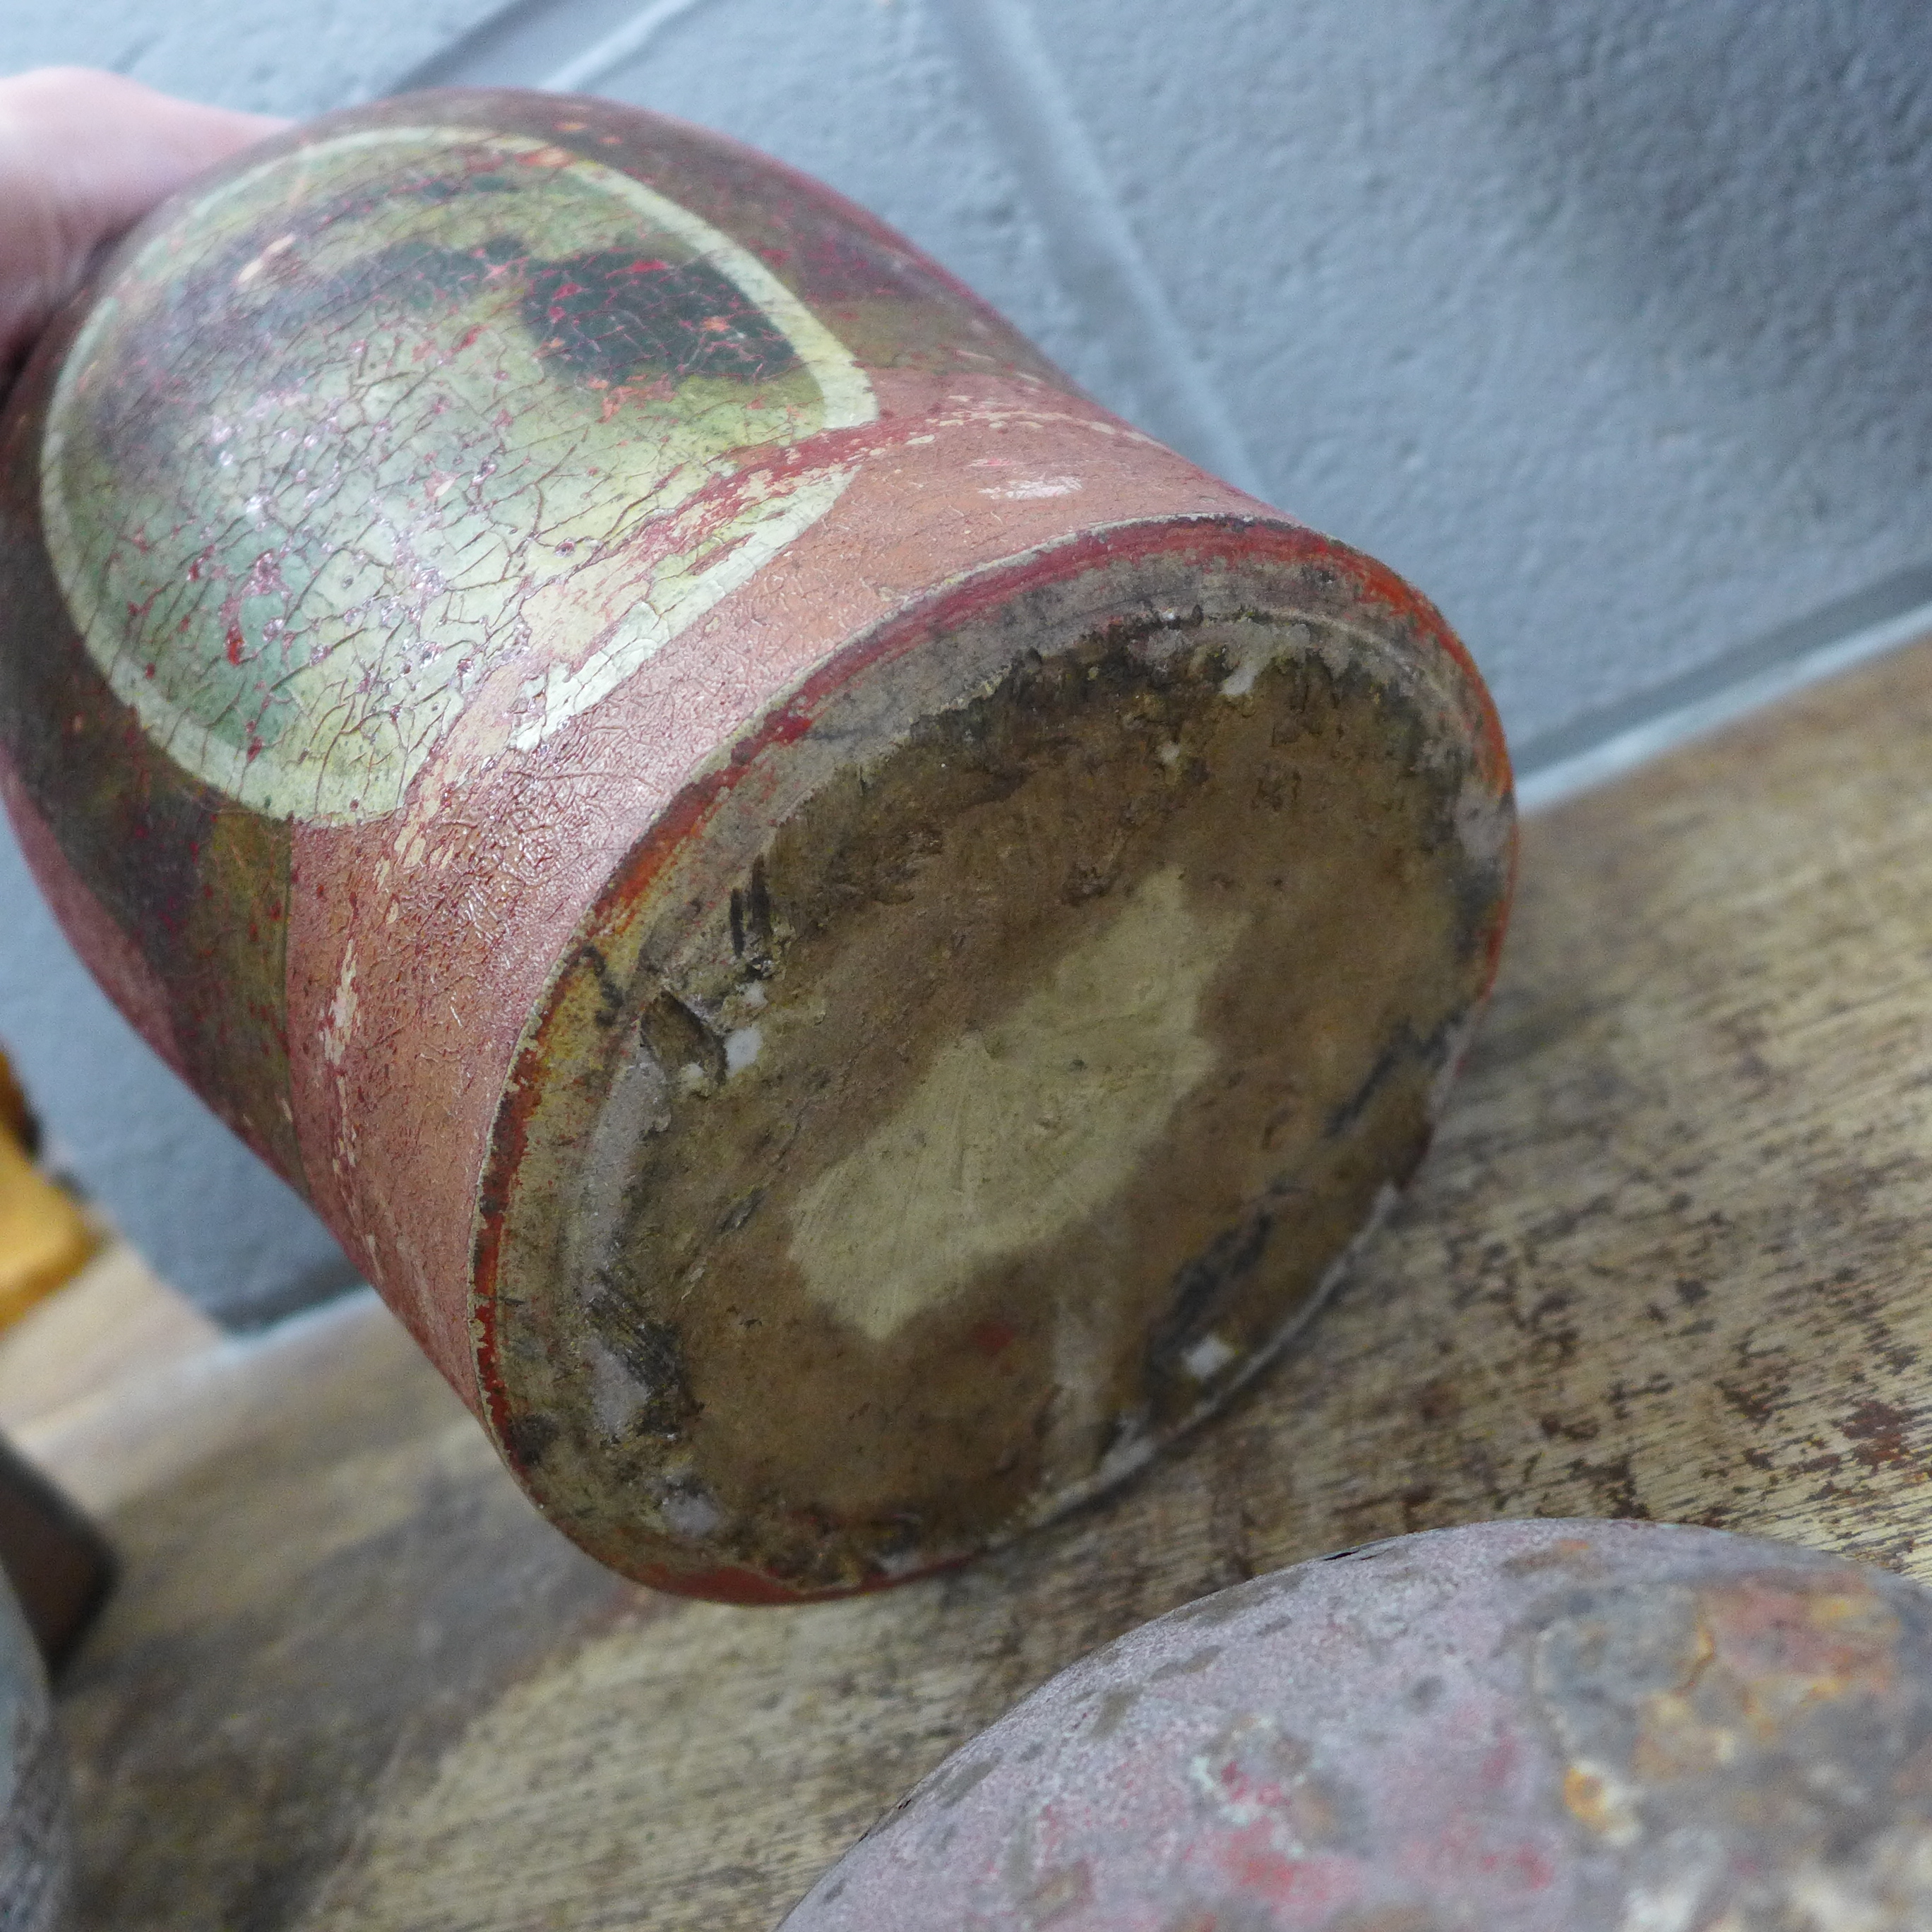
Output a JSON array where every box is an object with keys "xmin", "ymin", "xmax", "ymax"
[{"xmin": 0, "ymin": 68, "xmax": 286, "ymax": 387}]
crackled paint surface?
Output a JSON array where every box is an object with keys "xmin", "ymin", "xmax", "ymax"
[
  {"xmin": 42, "ymin": 124, "xmax": 873, "ymax": 824},
  {"xmin": 0, "ymin": 89, "xmax": 1511, "ymax": 1600},
  {"xmin": 785, "ymin": 1520, "xmax": 1932, "ymax": 1932}
]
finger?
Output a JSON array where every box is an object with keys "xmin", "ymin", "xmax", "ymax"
[{"xmin": 0, "ymin": 68, "xmax": 286, "ymax": 384}]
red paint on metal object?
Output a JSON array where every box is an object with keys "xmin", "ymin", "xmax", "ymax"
[
  {"xmin": 785, "ymin": 1520, "xmax": 1932, "ymax": 1929},
  {"xmin": 0, "ymin": 88, "xmax": 1514, "ymax": 1598}
]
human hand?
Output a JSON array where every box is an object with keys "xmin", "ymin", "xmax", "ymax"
[{"xmin": 0, "ymin": 67, "xmax": 285, "ymax": 391}]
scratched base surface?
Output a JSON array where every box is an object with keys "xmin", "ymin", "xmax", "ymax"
[{"xmin": 50, "ymin": 633, "xmax": 1932, "ymax": 1929}]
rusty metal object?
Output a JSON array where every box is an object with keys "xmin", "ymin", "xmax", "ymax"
[
  {"xmin": 0, "ymin": 90, "xmax": 1512, "ymax": 1599},
  {"xmin": 785, "ymin": 1519, "xmax": 1932, "ymax": 1931},
  {"xmin": 0, "ymin": 1561, "xmax": 68, "ymax": 1930}
]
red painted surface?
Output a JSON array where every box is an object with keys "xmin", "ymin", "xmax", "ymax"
[
  {"xmin": 0, "ymin": 88, "xmax": 1513, "ymax": 1596},
  {"xmin": 785, "ymin": 1520, "xmax": 1932, "ymax": 1929}
]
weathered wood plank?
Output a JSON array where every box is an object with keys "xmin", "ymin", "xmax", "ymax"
[{"xmin": 44, "ymin": 634, "xmax": 1932, "ymax": 1929}]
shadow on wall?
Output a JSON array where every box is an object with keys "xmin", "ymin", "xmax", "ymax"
[{"xmin": 1450, "ymin": 0, "xmax": 1932, "ymax": 525}]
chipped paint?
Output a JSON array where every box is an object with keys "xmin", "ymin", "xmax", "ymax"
[
  {"xmin": 0, "ymin": 89, "xmax": 1510, "ymax": 1603},
  {"xmin": 785, "ymin": 1521, "xmax": 1932, "ymax": 1932},
  {"xmin": 40, "ymin": 125, "xmax": 876, "ymax": 825}
]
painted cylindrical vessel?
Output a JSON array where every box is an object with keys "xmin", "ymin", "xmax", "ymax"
[
  {"xmin": 0, "ymin": 91, "xmax": 1513, "ymax": 1598},
  {"xmin": 786, "ymin": 1520, "xmax": 1932, "ymax": 1931}
]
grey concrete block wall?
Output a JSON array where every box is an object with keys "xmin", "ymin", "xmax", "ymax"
[{"xmin": 1, "ymin": 0, "xmax": 1928, "ymax": 1319}]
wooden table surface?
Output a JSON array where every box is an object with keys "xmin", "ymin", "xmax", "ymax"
[{"xmin": 25, "ymin": 634, "xmax": 1932, "ymax": 1930}]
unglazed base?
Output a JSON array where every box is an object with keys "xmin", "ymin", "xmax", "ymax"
[{"xmin": 477, "ymin": 525, "xmax": 1512, "ymax": 1596}]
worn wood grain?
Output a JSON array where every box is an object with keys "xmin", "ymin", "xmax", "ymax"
[{"xmin": 42, "ymin": 634, "xmax": 1932, "ymax": 1929}]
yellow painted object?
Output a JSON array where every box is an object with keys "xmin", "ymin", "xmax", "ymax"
[{"xmin": 0, "ymin": 1061, "xmax": 95, "ymax": 1332}]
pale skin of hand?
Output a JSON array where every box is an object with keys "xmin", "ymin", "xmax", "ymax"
[{"xmin": 0, "ymin": 66, "xmax": 284, "ymax": 389}]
